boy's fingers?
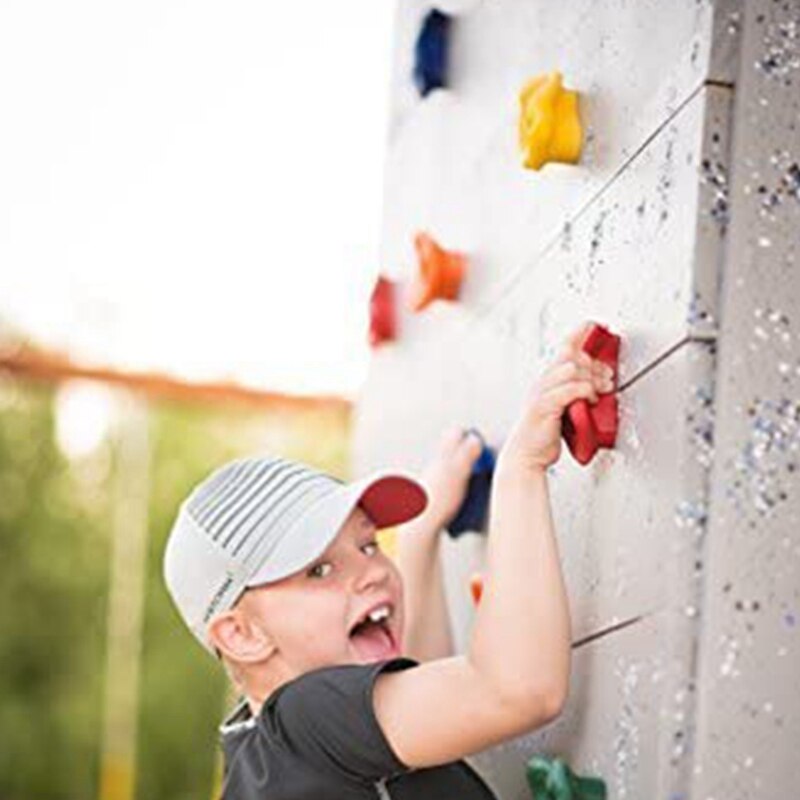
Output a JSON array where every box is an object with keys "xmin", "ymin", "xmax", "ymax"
[
  {"xmin": 460, "ymin": 428, "xmax": 484, "ymax": 451},
  {"xmin": 438, "ymin": 427, "xmax": 484, "ymax": 467},
  {"xmin": 539, "ymin": 380, "xmax": 598, "ymax": 416},
  {"xmin": 551, "ymin": 351, "xmax": 614, "ymax": 386},
  {"xmin": 458, "ymin": 431, "xmax": 484, "ymax": 466},
  {"xmin": 543, "ymin": 358, "xmax": 614, "ymax": 392},
  {"xmin": 554, "ymin": 347, "xmax": 591, "ymax": 367},
  {"xmin": 592, "ymin": 358, "xmax": 613, "ymax": 376},
  {"xmin": 439, "ymin": 425, "xmax": 465, "ymax": 452},
  {"xmin": 461, "ymin": 428, "xmax": 484, "ymax": 446},
  {"xmin": 537, "ymin": 361, "xmax": 593, "ymax": 396}
]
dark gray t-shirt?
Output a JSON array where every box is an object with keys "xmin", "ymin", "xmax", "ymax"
[{"xmin": 219, "ymin": 656, "xmax": 497, "ymax": 799}]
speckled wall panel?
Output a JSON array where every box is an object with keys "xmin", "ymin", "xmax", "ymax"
[{"xmin": 689, "ymin": 1, "xmax": 800, "ymax": 798}]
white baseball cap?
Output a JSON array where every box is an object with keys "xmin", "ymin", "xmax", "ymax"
[{"xmin": 163, "ymin": 455, "xmax": 428, "ymax": 652}]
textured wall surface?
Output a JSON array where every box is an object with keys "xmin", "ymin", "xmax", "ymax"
[
  {"xmin": 689, "ymin": 1, "xmax": 800, "ymax": 798},
  {"xmin": 353, "ymin": 1, "xmax": 798, "ymax": 798}
]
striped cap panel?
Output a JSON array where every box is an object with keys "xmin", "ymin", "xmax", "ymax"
[
  {"xmin": 184, "ymin": 456, "xmax": 342, "ymax": 559},
  {"xmin": 236, "ymin": 474, "xmax": 340, "ymax": 564},
  {"xmin": 189, "ymin": 458, "xmax": 251, "ymax": 521},
  {"xmin": 203, "ymin": 460, "xmax": 292, "ymax": 539},
  {"xmin": 229, "ymin": 470, "xmax": 333, "ymax": 557}
]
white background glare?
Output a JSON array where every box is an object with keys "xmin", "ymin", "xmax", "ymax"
[
  {"xmin": 0, "ymin": 1, "xmax": 395, "ymax": 398},
  {"xmin": 55, "ymin": 381, "xmax": 118, "ymax": 461}
]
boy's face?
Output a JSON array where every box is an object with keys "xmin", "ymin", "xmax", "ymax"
[{"xmin": 236, "ymin": 504, "xmax": 405, "ymax": 676}]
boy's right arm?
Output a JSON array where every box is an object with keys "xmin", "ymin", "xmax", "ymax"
[{"xmin": 373, "ymin": 322, "xmax": 615, "ymax": 769}]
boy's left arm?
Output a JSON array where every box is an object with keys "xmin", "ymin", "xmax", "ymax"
[
  {"xmin": 394, "ymin": 428, "xmax": 483, "ymax": 663},
  {"xmin": 395, "ymin": 506, "xmax": 453, "ymax": 662}
]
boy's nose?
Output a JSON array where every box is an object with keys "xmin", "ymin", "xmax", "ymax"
[{"xmin": 353, "ymin": 559, "xmax": 390, "ymax": 593}]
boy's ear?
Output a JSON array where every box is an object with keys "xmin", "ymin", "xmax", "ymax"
[{"xmin": 207, "ymin": 608, "xmax": 277, "ymax": 664}]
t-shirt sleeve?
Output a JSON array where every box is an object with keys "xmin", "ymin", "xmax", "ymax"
[{"xmin": 261, "ymin": 656, "xmax": 419, "ymax": 783}]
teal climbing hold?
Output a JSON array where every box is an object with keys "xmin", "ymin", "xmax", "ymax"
[{"xmin": 526, "ymin": 755, "xmax": 606, "ymax": 800}]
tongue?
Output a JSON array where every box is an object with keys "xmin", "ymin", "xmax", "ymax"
[{"xmin": 350, "ymin": 623, "xmax": 396, "ymax": 661}]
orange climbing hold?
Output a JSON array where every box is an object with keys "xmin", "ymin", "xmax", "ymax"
[
  {"xmin": 409, "ymin": 232, "xmax": 466, "ymax": 312},
  {"xmin": 470, "ymin": 572, "xmax": 484, "ymax": 606},
  {"xmin": 518, "ymin": 71, "xmax": 582, "ymax": 171}
]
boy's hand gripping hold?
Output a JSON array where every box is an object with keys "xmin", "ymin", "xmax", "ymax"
[
  {"xmin": 419, "ymin": 426, "xmax": 486, "ymax": 526},
  {"xmin": 499, "ymin": 322, "xmax": 615, "ymax": 474}
]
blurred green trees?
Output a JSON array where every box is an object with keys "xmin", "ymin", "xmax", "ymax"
[
  {"xmin": 0, "ymin": 380, "xmax": 110, "ymax": 799},
  {"xmin": 0, "ymin": 374, "xmax": 350, "ymax": 800}
]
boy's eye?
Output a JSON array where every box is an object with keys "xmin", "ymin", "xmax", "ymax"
[
  {"xmin": 308, "ymin": 562, "xmax": 333, "ymax": 579},
  {"xmin": 307, "ymin": 541, "xmax": 379, "ymax": 578}
]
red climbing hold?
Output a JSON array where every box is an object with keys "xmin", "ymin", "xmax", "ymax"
[
  {"xmin": 409, "ymin": 232, "xmax": 466, "ymax": 312},
  {"xmin": 562, "ymin": 323, "xmax": 621, "ymax": 465},
  {"xmin": 369, "ymin": 275, "xmax": 397, "ymax": 347}
]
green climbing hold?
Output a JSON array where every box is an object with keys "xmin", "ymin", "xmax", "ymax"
[{"xmin": 526, "ymin": 755, "xmax": 607, "ymax": 800}]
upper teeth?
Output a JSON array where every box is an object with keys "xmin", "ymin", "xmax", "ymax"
[{"xmin": 367, "ymin": 605, "xmax": 390, "ymax": 624}]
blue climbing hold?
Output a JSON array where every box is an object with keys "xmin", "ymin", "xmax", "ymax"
[
  {"xmin": 447, "ymin": 429, "xmax": 496, "ymax": 537},
  {"xmin": 413, "ymin": 9, "xmax": 451, "ymax": 97}
]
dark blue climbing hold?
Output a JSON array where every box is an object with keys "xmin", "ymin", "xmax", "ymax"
[
  {"xmin": 447, "ymin": 428, "xmax": 496, "ymax": 537},
  {"xmin": 413, "ymin": 9, "xmax": 451, "ymax": 97}
]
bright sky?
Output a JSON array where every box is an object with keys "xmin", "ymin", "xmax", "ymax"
[{"xmin": 0, "ymin": 1, "xmax": 395, "ymax": 398}]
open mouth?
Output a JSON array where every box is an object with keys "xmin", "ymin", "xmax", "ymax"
[{"xmin": 348, "ymin": 603, "xmax": 399, "ymax": 661}]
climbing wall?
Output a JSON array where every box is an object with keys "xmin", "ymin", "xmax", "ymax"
[
  {"xmin": 353, "ymin": 0, "xmax": 799, "ymax": 798},
  {"xmin": 689, "ymin": 2, "xmax": 800, "ymax": 797}
]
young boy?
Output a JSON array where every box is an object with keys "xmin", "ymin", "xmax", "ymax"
[{"xmin": 163, "ymin": 322, "xmax": 613, "ymax": 799}]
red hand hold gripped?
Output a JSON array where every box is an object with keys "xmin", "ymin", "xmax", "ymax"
[
  {"xmin": 561, "ymin": 323, "xmax": 621, "ymax": 466},
  {"xmin": 369, "ymin": 275, "xmax": 397, "ymax": 347}
]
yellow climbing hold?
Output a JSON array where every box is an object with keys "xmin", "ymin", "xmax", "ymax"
[{"xmin": 518, "ymin": 71, "xmax": 582, "ymax": 171}]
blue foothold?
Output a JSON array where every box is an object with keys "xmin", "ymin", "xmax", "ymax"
[
  {"xmin": 447, "ymin": 429, "xmax": 496, "ymax": 538},
  {"xmin": 413, "ymin": 9, "xmax": 451, "ymax": 97}
]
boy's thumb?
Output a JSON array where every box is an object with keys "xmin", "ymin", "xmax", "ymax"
[{"xmin": 461, "ymin": 429, "xmax": 485, "ymax": 459}]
